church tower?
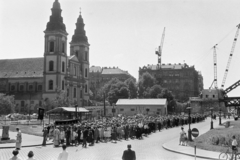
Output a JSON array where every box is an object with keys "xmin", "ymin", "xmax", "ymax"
[
  {"xmin": 70, "ymin": 11, "xmax": 90, "ymax": 106},
  {"xmin": 43, "ymin": 0, "xmax": 68, "ymax": 99}
]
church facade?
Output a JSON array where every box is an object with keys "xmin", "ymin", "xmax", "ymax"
[{"xmin": 0, "ymin": 0, "xmax": 90, "ymax": 113}]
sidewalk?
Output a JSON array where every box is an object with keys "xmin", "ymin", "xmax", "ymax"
[
  {"xmin": 162, "ymin": 117, "xmax": 234, "ymax": 160},
  {"xmin": 0, "ymin": 128, "xmax": 52, "ymax": 149}
]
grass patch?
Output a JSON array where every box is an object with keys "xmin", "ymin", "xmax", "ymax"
[
  {"xmin": 188, "ymin": 120, "xmax": 240, "ymax": 153},
  {"xmin": 0, "ymin": 125, "xmax": 44, "ymax": 137},
  {"xmin": 0, "ymin": 136, "xmax": 16, "ymax": 144}
]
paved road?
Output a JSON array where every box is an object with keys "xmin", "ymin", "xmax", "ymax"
[{"xmin": 0, "ymin": 118, "xmax": 220, "ymax": 160}]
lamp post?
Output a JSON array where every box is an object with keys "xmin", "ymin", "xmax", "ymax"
[
  {"xmin": 75, "ymin": 104, "xmax": 78, "ymax": 119},
  {"xmin": 186, "ymin": 106, "xmax": 192, "ymax": 141},
  {"xmin": 219, "ymin": 108, "xmax": 222, "ymax": 125},
  {"xmin": 103, "ymin": 92, "xmax": 106, "ymax": 116},
  {"xmin": 210, "ymin": 107, "xmax": 214, "ymax": 129}
]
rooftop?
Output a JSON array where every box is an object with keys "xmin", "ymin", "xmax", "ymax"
[
  {"xmin": 140, "ymin": 63, "xmax": 194, "ymax": 70},
  {"xmin": 116, "ymin": 98, "xmax": 167, "ymax": 106},
  {"xmin": 0, "ymin": 58, "xmax": 44, "ymax": 78}
]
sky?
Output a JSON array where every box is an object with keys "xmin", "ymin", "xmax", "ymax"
[{"xmin": 0, "ymin": 0, "xmax": 240, "ymax": 97}]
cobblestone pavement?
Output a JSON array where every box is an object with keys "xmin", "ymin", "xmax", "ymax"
[{"xmin": 0, "ymin": 118, "xmax": 218, "ymax": 160}]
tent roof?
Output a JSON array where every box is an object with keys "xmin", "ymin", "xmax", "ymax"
[
  {"xmin": 116, "ymin": 99, "xmax": 167, "ymax": 106},
  {"xmin": 46, "ymin": 107, "xmax": 89, "ymax": 114}
]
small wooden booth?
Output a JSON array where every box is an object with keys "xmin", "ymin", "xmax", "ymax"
[{"xmin": 46, "ymin": 107, "xmax": 89, "ymax": 123}]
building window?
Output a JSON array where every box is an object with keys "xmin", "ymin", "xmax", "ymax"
[
  {"xmin": 73, "ymin": 66, "xmax": 76, "ymax": 76},
  {"xmin": 62, "ymin": 62, "xmax": 65, "ymax": 72},
  {"xmin": 85, "ymin": 51, "xmax": 88, "ymax": 61},
  {"xmin": 49, "ymin": 80, "xmax": 53, "ymax": 90},
  {"xmin": 120, "ymin": 108, "xmax": 124, "ymax": 111},
  {"xmin": 62, "ymin": 80, "xmax": 64, "ymax": 90},
  {"xmin": 146, "ymin": 108, "xmax": 150, "ymax": 111},
  {"xmin": 19, "ymin": 85, "xmax": 24, "ymax": 91},
  {"xmin": 21, "ymin": 101, "xmax": 25, "ymax": 107},
  {"xmin": 213, "ymin": 95, "xmax": 215, "ymax": 98},
  {"xmin": 85, "ymin": 68, "xmax": 88, "ymax": 77},
  {"xmin": 80, "ymin": 90, "xmax": 82, "ymax": 98},
  {"xmin": 50, "ymin": 41, "xmax": 54, "ymax": 52},
  {"xmin": 49, "ymin": 61, "xmax": 54, "ymax": 71},
  {"xmin": 38, "ymin": 85, "xmax": 42, "ymax": 91},
  {"xmin": 11, "ymin": 85, "xmax": 15, "ymax": 91},
  {"xmin": 131, "ymin": 108, "xmax": 135, "ymax": 111},
  {"xmin": 28, "ymin": 85, "xmax": 33, "ymax": 91},
  {"xmin": 75, "ymin": 50, "xmax": 78, "ymax": 57},
  {"xmin": 62, "ymin": 42, "xmax": 65, "ymax": 53},
  {"xmin": 74, "ymin": 88, "xmax": 76, "ymax": 98},
  {"xmin": 85, "ymin": 84, "xmax": 87, "ymax": 93},
  {"xmin": 206, "ymin": 95, "xmax": 208, "ymax": 98}
]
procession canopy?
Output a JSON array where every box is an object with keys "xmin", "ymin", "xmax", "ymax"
[{"xmin": 46, "ymin": 107, "xmax": 89, "ymax": 114}]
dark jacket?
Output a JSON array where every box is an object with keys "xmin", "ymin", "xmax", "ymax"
[{"xmin": 122, "ymin": 149, "xmax": 136, "ymax": 160}]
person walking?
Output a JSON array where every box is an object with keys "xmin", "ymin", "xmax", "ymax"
[
  {"xmin": 122, "ymin": 144, "xmax": 136, "ymax": 160},
  {"xmin": 15, "ymin": 128, "xmax": 22, "ymax": 150},
  {"xmin": 179, "ymin": 127, "xmax": 186, "ymax": 146},
  {"xmin": 231, "ymin": 135, "xmax": 238, "ymax": 160},
  {"xmin": 57, "ymin": 144, "xmax": 68, "ymax": 160},
  {"xmin": 9, "ymin": 150, "xmax": 21, "ymax": 160},
  {"xmin": 42, "ymin": 127, "xmax": 48, "ymax": 146}
]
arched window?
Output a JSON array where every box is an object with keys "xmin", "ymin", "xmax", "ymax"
[
  {"xmin": 75, "ymin": 50, "xmax": 79, "ymax": 58},
  {"xmin": 50, "ymin": 41, "xmax": 54, "ymax": 52},
  {"xmin": 85, "ymin": 84, "xmax": 88, "ymax": 93},
  {"xmin": 62, "ymin": 80, "xmax": 64, "ymax": 90},
  {"xmin": 49, "ymin": 80, "xmax": 53, "ymax": 90},
  {"xmin": 85, "ymin": 51, "xmax": 88, "ymax": 61},
  {"xmin": 74, "ymin": 88, "xmax": 77, "ymax": 98},
  {"xmin": 62, "ymin": 61, "xmax": 65, "ymax": 72},
  {"xmin": 62, "ymin": 42, "xmax": 65, "ymax": 53},
  {"xmin": 85, "ymin": 68, "xmax": 88, "ymax": 77},
  {"xmin": 49, "ymin": 61, "xmax": 54, "ymax": 71}
]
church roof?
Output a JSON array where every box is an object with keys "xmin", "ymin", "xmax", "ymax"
[
  {"xmin": 45, "ymin": 0, "xmax": 67, "ymax": 33},
  {"xmin": 0, "ymin": 58, "xmax": 44, "ymax": 78}
]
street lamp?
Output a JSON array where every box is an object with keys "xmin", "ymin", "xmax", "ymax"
[
  {"xmin": 186, "ymin": 106, "xmax": 192, "ymax": 141},
  {"xmin": 219, "ymin": 108, "xmax": 222, "ymax": 125},
  {"xmin": 75, "ymin": 104, "xmax": 78, "ymax": 119},
  {"xmin": 210, "ymin": 107, "xmax": 214, "ymax": 129}
]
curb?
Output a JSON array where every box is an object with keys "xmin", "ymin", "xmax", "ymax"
[
  {"xmin": 162, "ymin": 143, "xmax": 219, "ymax": 160},
  {"xmin": 0, "ymin": 142, "xmax": 53, "ymax": 149}
]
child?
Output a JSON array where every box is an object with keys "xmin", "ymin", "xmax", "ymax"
[{"xmin": 183, "ymin": 133, "xmax": 188, "ymax": 146}]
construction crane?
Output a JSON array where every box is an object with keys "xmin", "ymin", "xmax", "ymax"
[
  {"xmin": 221, "ymin": 23, "xmax": 240, "ymax": 88},
  {"xmin": 209, "ymin": 44, "xmax": 218, "ymax": 89},
  {"xmin": 155, "ymin": 27, "xmax": 165, "ymax": 69}
]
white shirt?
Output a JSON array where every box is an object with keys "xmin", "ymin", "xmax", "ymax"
[
  {"xmin": 232, "ymin": 139, "xmax": 238, "ymax": 146},
  {"xmin": 58, "ymin": 150, "xmax": 68, "ymax": 160}
]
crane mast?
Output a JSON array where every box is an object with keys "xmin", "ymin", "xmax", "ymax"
[
  {"xmin": 155, "ymin": 27, "xmax": 165, "ymax": 69},
  {"xmin": 221, "ymin": 24, "xmax": 240, "ymax": 88},
  {"xmin": 213, "ymin": 45, "xmax": 218, "ymax": 88}
]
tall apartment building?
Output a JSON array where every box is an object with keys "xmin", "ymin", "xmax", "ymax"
[{"xmin": 139, "ymin": 63, "xmax": 203, "ymax": 102}]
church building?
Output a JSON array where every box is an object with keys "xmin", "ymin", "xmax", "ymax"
[{"xmin": 0, "ymin": 0, "xmax": 90, "ymax": 113}]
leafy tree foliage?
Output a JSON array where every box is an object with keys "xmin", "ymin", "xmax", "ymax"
[
  {"xmin": 125, "ymin": 78, "xmax": 137, "ymax": 98},
  {"xmin": 0, "ymin": 93, "xmax": 15, "ymax": 115}
]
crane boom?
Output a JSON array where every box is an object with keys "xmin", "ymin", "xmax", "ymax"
[
  {"xmin": 155, "ymin": 27, "xmax": 165, "ymax": 68},
  {"xmin": 221, "ymin": 24, "xmax": 240, "ymax": 88}
]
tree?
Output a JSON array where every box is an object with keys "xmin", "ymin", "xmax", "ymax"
[
  {"xmin": 149, "ymin": 85, "xmax": 163, "ymax": 98},
  {"xmin": 138, "ymin": 72, "xmax": 156, "ymax": 98},
  {"xmin": 0, "ymin": 93, "xmax": 15, "ymax": 115},
  {"xmin": 125, "ymin": 78, "xmax": 137, "ymax": 98}
]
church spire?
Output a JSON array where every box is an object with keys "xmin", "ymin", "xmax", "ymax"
[
  {"xmin": 45, "ymin": 0, "xmax": 66, "ymax": 33},
  {"xmin": 71, "ymin": 9, "xmax": 88, "ymax": 43}
]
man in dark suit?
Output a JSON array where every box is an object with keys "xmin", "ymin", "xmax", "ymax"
[{"xmin": 122, "ymin": 144, "xmax": 136, "ymax": 160}]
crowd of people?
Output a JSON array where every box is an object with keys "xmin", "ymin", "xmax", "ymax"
[{"xmin": 42, "ymin": 113, "xmax": 207, "ymax": 148}]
